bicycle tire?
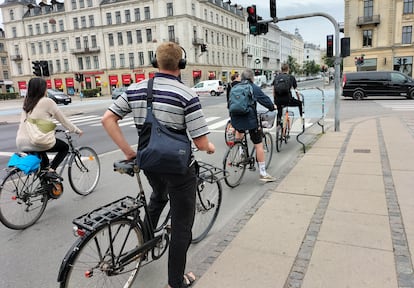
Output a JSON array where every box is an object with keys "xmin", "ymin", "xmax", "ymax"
[
  {"xmin": 276, "ymin": 125, "xmax": 283, "ymax": 152},
  {"xmin": 0, "ymin": 169, "xmax": 48, "ymax": 230},
  {"xmin": 192, "ymin": 177, "xmax": 222, "ymax": 243},
  {"xmin": 223, "ymin": 142, "xmax": 247, "ymax": 188},
  {"xmin": 68, "ymin": 146, "xmax": 101, "ymax": 195},
  {"xmin": 60, "ymin": 219, "xmax": 144, "ymax": 288},
  {"xmin": 263, "ymin": 132, "xmax": 274, "ymax": 169}
]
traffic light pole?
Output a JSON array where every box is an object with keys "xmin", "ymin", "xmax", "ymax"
[{"xmin": 268, "ymin": 12, "xmax": 341, "ymax": 132}]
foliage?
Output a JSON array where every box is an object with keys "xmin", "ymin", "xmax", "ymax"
[
  {"xmin": 0, "ymin": 93, "xmax": 19, "ymax": 100},
  {"xmin": 302, "ymin": 60, "xmax": 321, "ymax": 76},
  {"xmin": 82, "ymin": 88, "xmax": 101, "ymax": 98}
]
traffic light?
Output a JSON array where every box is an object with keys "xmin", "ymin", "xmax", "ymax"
[
  {"xmin": 32, "ymin": 61, "xmax": 41, "ymax": 76},
  {"xmin": 340, "ymin": 37, "xmax": 350, "ymax": 57},
  {"xmin": 326, "ymin": 34, "xmax": 334, "ymax": 58},
  {"xmin": 40, "ymin": 60, "xmax": 50, "ymax": 76},
  {"xmin": 270, "ymin": 0, "xmax": 276, "ymax": 18},
  {"xmin": 247, "ymin": 5, "xmax": 258, "ymax": 35},
  {"xmin": 258, "ymin": 22, "xmax": 269, "ymax": 35},
  {"xmin": 201, "ymin": 44, "xmax": 207, "ymax": 52}
]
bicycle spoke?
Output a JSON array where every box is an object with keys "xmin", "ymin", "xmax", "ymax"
[
  {"xmin": 223, "ymin": 143, "xmax": 247, "ymax": 188},
  {"xmin": 69, "ymin": 147, "xmax": 101, "ymax": 196}
]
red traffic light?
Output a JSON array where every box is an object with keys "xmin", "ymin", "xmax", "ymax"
[{"xmin": 247, "ymin": 6, "xmax": 256, "ymax": 15}]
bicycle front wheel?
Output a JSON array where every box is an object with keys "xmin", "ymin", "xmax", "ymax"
[
  {"xmin": 192, "ymin": 177, "xmax": 222, "ymax": 243},
  {"xmin": 60, "ymin": 219, "xmax": 144, "ymax": 288},
  {"xmin": 263, "ymin": 132, "xmax": 274, "ymax": 169},
  {"xmin": 0, "ymin": 169, "xmax": 48, "ymax": 230},
  {"xmin": 223, "ymin": 143, "xmax": 247, "ymax": 188},
  {"xmin": 68, "ymin": 147, "xmax": 101, "ymax": 195}
]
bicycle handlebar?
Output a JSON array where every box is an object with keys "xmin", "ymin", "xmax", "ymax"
[{"xmin": 113, "ymin": 159, "xmax": 138, "ymax": 177}]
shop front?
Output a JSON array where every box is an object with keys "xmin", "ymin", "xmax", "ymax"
[
  {"xmin": 54, "ymin": 78, "xmax": 63, "ymax": 91},
  {"xmin": 65, "ymin": 77, "xmax": 75, "ymax": 95},
  {"xmin": 108, "ymin": 75, "xmax": 119, "ymax": 89},
  {"xmin": 18, "ymin": 81, "xmax": 27, "ymax": 97},
  {"xmin": 192, "ymin": 70, "xmax": 201, "ymax": 85}
]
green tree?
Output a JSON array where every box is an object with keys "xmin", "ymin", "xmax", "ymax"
[
  {"xmin": 322, "ymin": 55, "xmax": 335, "ymax": 68},
  {"xmin": 302, "ymin": 60, "xmax": 320, "ymax": 76},
  {"xmin": 286, "ymin": 55, "xmax": 300, "ymax": 75}
]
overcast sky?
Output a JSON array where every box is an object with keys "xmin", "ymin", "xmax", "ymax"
[
  {"xmin": 236, "ymin": 0, "xmax": 344, "ymax": 48},
  {"xmin": 0, "ymin": 0, "xmax": 344, "ymax": 48}
]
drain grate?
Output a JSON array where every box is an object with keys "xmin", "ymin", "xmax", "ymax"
[{"xmin": 353, "ymin": 149, "xmax": 371, "ymax": 153}]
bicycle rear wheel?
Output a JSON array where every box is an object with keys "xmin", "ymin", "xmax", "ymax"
[
  {"xmin": 68, "ymin": 146, "xmax": 101, "ymax": 195},
  {"xmin": 275, "ymin": 126, "xmax": 283, "ymax": 152},
  {"xmin": 263, "ymin": 132, "xmax": 274, "ymax": 169},
  {"xmin": 223, "ymin": 143, "xmax": 247, "ymax": 188},
  {"xmin": 0, "ymin": 169, "xmax": 48, "ymax": 230},
  {"xmin": 60, "ymin": 219, "xmax": 144, "ymax": 288},
  {"xmin": 192, "ymin": 177, "xmax": 222, "ymax": 243}
]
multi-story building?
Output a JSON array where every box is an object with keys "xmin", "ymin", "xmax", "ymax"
[
  {"xmin": 0, "ymin": 28, "xmax": 13, "ymax": 93},
  {"xmin": 344, "ymin": 0, "xmax": 414, "ymax": 76},
  {"xmin": 303, "ymin": 42, "xmax": 322, "ymax": 66},
  {"xmin": 0, "ymin": 0, "xmax": 250, "ymax": 96}
]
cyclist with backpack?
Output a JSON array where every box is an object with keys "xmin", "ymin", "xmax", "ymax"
[
  {"xmin": 273, "ymin": 63, "xmax": 303, "ymax": 125},
  {"xmin": 228, "ymin": 69, "xmax": 277, "ymax": 183}
]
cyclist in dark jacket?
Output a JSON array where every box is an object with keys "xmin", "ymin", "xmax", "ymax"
[{"xmin": 230, "ymin": 69, "xmax": 277, "ymax": 183}]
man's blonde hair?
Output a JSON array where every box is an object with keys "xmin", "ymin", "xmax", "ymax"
[{"xmin": 156, "ymin": 42, "xmax": 183, "ymax": 71}]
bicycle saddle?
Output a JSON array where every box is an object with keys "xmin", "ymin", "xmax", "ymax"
[{"xmin": 113, "ymin": 159, "xmax": 139, "ymax": 176}]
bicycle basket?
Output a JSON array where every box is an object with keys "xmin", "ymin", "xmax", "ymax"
[{"xmin": 260, "ymin": 111, "xmax": 276, "ymax": 128}]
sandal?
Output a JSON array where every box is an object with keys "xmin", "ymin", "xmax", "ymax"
[{"xmin": 182, "ymin": 272, "xmax": 196, "ymax": 287}]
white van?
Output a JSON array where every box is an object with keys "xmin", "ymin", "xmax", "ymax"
[{"xmin": 191, "ymin": 80, "xmax": 224, "ymax": 96}]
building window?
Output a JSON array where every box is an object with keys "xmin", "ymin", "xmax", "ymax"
[
  {"xmin": 144, "ymin": 6, "xmax": 150, "ymax": 20},
  {"xmin": 110, "ymin": 54, "xmax": 116, "ymax": 68},
  {"xmin": 402, "ymin": 26, "xmax": 412, "ymax": 44},
  {"xmin": 167, "ymin": 3, "xmax": 173, "ymax": 16},
  {"xmin": 73, "ymin": 18, "xmax": 79, "ymax": 29},
  {"xmin": 89, "ymin": 15, "xmax": 95, "ymax": 27},
  {"xmin": 64, "ymin": 59, "xmax": 69, "ymax": 71},
  {"xmin": 127, "ymin": 31, "xmax": 133, "ymax": 44},
  {"xmin": 78, "ymin": 57, "xmax": 84, "ymax": 70},
  {"xmin": 17, "ymin": 63, "xmax": 22, "ymax": 75},
  {"xmin": 87, "ymin": 0, "xmax": 92, "ymax": 7},
  {"xmin": 136, "ymin": 30, "xmax": 142, "ymax": 43},
  {"xmin": 51, "ymin": 23, "xmax": 56, "ymax": 33},
  {"xmin": 56, "ymin": 59, "xmax": 61, "ymax": 72},
  {"xmin": 36, "ymin": 24, "xmax": 41, "ymax": 34},
  {"xmin": 168, "ymin": 26, "xmax": 175, "ymax": 42},
  {"xmin": 79, "ymin": 0, "xmax": 85, "ymax": 9},
  {"xmin": 116, "ymin": 11, "xmax": 121, "ymax": 24},
  {"xmin": 117, "ymin": 32, "xmax": 123, "ymax": 45},
  {"xmin": 81, "ymin": 16, "xmax": 86, "ymax": 28},
  {"xmin": 108, "ymin": 33, "xmax": 114, "ymax": 46},
  {"xmin": 71, "ymin": 0, "xmax": 77, "ymax": 9},
  {"xmin": 364, "ymin": 0, "xmax": 373, "ymax": 18},
  {"xmin": 85, "ymin": 56, "xmax": 91, "ymax": 69},
  {"xmin": 38, "ymin": 42, "xmax": 43, "ymax": 54},
  {"xmin": 62, "ymin": 39, "xmax": 67, "ymax": 52},
  {"xmin": 404, "ymin": 0, "xmax": 413, "ymax": 14},
  {"xmin": 59, "ymin": 20, "xmax": 64, "ymax": 32},
  {"xmin": 138, "ymin": 52, "xmax": 144, "ymax": 66},
  {"xmin": 125, "ymin": 10, "xmax": 131, "ymax": 22},
  {"xmin": 93, "ymin": 56, "xmax": 99, "ymax": 69},
  {"xmin": 46, "ymin": 41, "xmax": 51, "ymax": 53},
  {"xmin": 9, "ymin": 9, "xmax": 14, "ymax": 20},
  {"xmin": 31, "ymin": 43, "xmax": 36, "ymax": 54},
  {"xmin": 129, "ymin": 52, "xmax": 134, "ymax": 68},
  {"xmin": 3, "ymin": 71, "xmax": 9, "ymax": 79},
  {"xmin": 120, "ymin": 53, "xmax": 125, "ymax": 67},
  {"xmin": 53, "ymin": 40, "xmax": 58, "ymax": 51},
  {"xmin": 106, "ymin": 13, "xmax": 112, "ymax": 25},
  {"xmin": 28, "ymin": 25, "xmax": 33, "ymax": 36},
  {"xmin": 83, "ymin": 36, "xmax": 89, "ymax": 48},
  {"xmin": 148, "ymin": 51, "xmax": 154, "ymax": 64},
  {"xmin": 12, "ymin": 27, "xmax": 17, "ymax": 38},
  {"xmin": 363, "ymin": 29, "xmax": 372, "ymax": 46},
  {"xmin": 146, "ymin": 28, "xmax": 152, "ymax": 42},
  {"xmin": 43, "ymin": 23, "xmax": 48, "ymax": 34},
  {"xmin": 91, "ymin": 35, "xmax": 97, "ymax": 48},
  {"xmin": 134, "ymin": 8, "xmax": 140, "ymax": 21},
  {"xmin": 76, "ymin": 37, "xmax": 81, "ymax": 49}
]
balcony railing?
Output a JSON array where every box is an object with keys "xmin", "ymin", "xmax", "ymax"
[
  {"xmin": 357, "ymin": 15, "xmax": 380, "ymax": 27},
  {"xmin": 11, "ymin": 54, "xmax": 23, "ymax": 61},
  {"xmin": 70, "ymin": 46, "xmax": 101, "ymax": 55},
  {"xmin": 192, "ymin": 38, "xmax": 204, "ymax": 45}
]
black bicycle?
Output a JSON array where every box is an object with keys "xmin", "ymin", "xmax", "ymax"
[
  {"xmin": 0, "ymin": 129, "xmax": 100, "ymax": 230},
  {"xmin": 223, "ymin": 112, "xmax": 274, "ymax": 188},
  {"xmin": 57, "ymin": 158, "xmax": 224, "ymax": 287}
]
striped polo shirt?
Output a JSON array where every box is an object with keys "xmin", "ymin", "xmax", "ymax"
[{"xmin": 108, "ymin": 72, "xmax": 210, "ymax": 139}]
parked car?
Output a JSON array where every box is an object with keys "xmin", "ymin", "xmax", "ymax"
[
  {"xmin": 111, "ymin": 87, "xmax": 128, "ymax": 100},
  {"xmin": 342, "ymin": 71, "xmax": 414, "ymax": 100},
  {"xmin": 191, "ymin": 80, "xmax": 224, "ymax": 96},
  {"xmin": 47, "ymin": 89, "xmax": 71, "ymax": 105}
]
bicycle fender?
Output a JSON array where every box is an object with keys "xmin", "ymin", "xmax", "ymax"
[{"xmin": 57, "ymin": 236, "xmax": 85, "ymax": 283}]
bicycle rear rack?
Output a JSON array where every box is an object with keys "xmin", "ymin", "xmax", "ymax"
[
  {"xmin": 73, "ymin": 196, "xmax": 144, "ymax": 232},
  {"xmin": 197, "ymin": 161, "xmax": 227, "ymax": 183}
]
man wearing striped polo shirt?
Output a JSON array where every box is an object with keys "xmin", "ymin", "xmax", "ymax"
[{"xmin": 102, "ymin": 42, "xmax": 215, "ymax": 288}]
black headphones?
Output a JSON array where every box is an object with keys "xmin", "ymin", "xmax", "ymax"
[{"xmin": 151, "ymin": 46, "xmax": 187, "ymax": 69}]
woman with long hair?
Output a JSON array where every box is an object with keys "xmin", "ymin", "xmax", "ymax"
[{"xmin": 16, "ymin": 77, "xmax": 83, "ymax": 177}]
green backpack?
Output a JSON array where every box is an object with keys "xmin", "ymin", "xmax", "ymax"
[{"xmin": 228, "ymin": 81, "xmax": 254, "ymax": 115}]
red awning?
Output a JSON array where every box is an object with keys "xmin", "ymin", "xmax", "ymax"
[
  {"xmin": 208, "ymin": 71, "xmax": 216, "ymax": 79},
  {"xmin": 193, "ymin": 70, "xmax": 202, "ymax": 78},
  {"xmin": 149, "ymin": 72, "xmax": 155, "ymax": 79},
  {"xmin": 109, "ymin": 75, "xmax": 118, "ymax": 85},
  {"xmin": 18, "ymin": 81, "xmax": 27, "ymax": 89},
  {"xmin": 122, "ymin": 74, "xmax": 131, "ymax": 84},
  {"xmin": 65, "ymin": 77, "xmax": 74, "ymax": 87},
  {"xmin": 135, "ymin": 73, "xmax": 145, "ymax": 83},
  {"xmin": 46, "ymin": 79, "xmax": 52, "ymax": 89},
  {"xmin": 54, "ymin": 78, "xmax": 63, "ymax": 88}
]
